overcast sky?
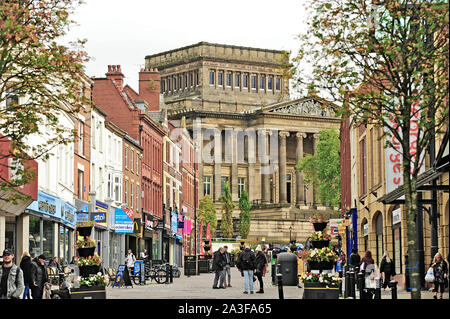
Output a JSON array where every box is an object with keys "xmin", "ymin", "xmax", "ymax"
[{"xmin": 67, "ymin": 0, "xmax": 308, "ymax": 93}]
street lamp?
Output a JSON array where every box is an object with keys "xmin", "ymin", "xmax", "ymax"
[{"xmin": 289, "ymin": 225, "xmax": 293, "ymax": 244}]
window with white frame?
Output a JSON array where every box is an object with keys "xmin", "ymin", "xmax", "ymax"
[
  {"xmin": 125, "ymin": 146, "xmax": 128, "ymax": 169},
  {"xmin": 136, "ymin": 184, "xmax": 140, "ymax": 211},
  {"xmin": 226, "ymin": 73, "xmax": 231, "ymax": 87},
  {"xmin": 131, "ymin": 149, "xmax": 134, "ymax": 172},
  {"xmin": 218, "ymin": 72, "xmax": 223, "ymax": 86},
  {"xmin": 114, "ymin": 175, "xmax": 122, "ymax": 203},
  {"xmin": 203, "ymin": 176, "xmax": 211, "ymax": 196},
  {"xmin": 276, "ymin": 78, "xmax": 281, "ymax": 90},
  {"xmin": 235, "ymin": 73, "xmax": 240, "ymax": 88},
  {"xmin": 268, "ymin": 77, "xmax": 273, "ymax": 91},
  {"xmin": 238, "ymin": 177, "xmax": 245, "ymax": 198},
  {"xmin": 107, "ymin": 173, "xmax": 112, "ymax": 199},
  {"xmin": 243, "ymin": 74, "xmax": 248, "ymax": 88},
  {"xmin": 136, "ymin": 153, "xmax": 139, "ymax": 175},
  {"xmin": 251, "ymin": 75, "xmax": 257, "ymax": 90},
  {"xmin": 91, "ymin": 117, "xmax": 96, "ymax": 149},
  {"xmin": 260, "ymin": 75, "xmax": 265, "ymax": 90}
]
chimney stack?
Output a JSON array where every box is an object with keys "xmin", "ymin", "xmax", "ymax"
[
  {"xmin": 106, "ymin": 64, "xmax": 124, "ymax": 89},
  {"xmin": 139, "ymin": 67, "xmax": 161, "ymax": 112}
]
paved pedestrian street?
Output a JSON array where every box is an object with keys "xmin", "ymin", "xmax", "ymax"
[{"xmin": 106, "ymin": 266, "xmax": 449, "ymax": 299}]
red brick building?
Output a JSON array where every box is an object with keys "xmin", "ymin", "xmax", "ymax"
[{"xmin": 92, "ymin": 65, "xmax": 166, "ymax": 259}]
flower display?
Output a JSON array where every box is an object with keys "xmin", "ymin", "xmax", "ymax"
[
  {"xmin": 309, "ymin": 214, "xmax": 326, "ymax": 223},
  {"xmin": 299, "ymin": 272, "xmax": 342, "ymax": 287},
  {"xmin": 76, "ymin": 220, "xmax": 96, "ymax": 228},
  {"xmin": 310, "ymin": 231, "xmax": 332, "ymax": 241},
  {"xmin": 77, "ymin": 254, "xmax": 103, "ymax": 266},
  {"xmin": 76, "ymin": 237, "xmax": 96, "ymax": 249},
  {"xmin": 300, "ymin": 247, "xmax": 338, "ymax": 263},
  {"xmin": 75, "ymin": 273, "xmax": 109, "ymax": 287}
]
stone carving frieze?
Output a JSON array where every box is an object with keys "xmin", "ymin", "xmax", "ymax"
[{"xmin": 270, "ymin": 99, "xmax": 335, "ymax": 117}]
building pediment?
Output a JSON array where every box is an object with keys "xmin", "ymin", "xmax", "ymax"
[{"xmin": 264, "ymin": 97, "xmax": 336, "ymax": 117}]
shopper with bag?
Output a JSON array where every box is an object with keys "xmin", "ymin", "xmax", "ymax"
[
  {"xmin": 379, "ymin": 252, "xmax": 395, "ymax": 290},
  {"xmin": 429, "ymin": 252, "xmax": 448, "ymax": 299}
]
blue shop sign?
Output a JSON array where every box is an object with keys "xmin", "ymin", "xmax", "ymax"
[
  {"xmin": 27, "ymin": 190, "xmax": 61, "ymax": 219},
  {"xmin": 77, "ymin": 213, "xmax": 89, "ymax": 223},
  {"xmin": 171, "ymin": 212, "xmax": 178, "ymax": 234},
  {"xmin": 114, "ymin": 208, "xmax": 133, "ymax": 233},
  {"xmin": 61, "ymin": 202, "xmax": 76, "ymax": 227}
]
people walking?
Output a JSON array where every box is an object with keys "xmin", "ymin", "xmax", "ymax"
[
  {"xmin": 212, "ymin": 247, "xmax": 226, "ymax": 289},
  {"xmin": 19, "ymin": 251, "xmax": 33, "ymax": 299},
  {"xmin": 125, "ymin": 249, "xmax": 136, "ymax": 273},
  {"xmin": 49, "ymin": 257, "xmax": 62, "ymax": 273},
  {"xmin": 350, "ymin": 248, "xmax": 361, "ymax": 269},
  {"xmin": 0, "ymin": 249, "xmax": 24, "ymax": 299},
  {"xmin": 360, "ymin": 250, "xmax": 374, "ymax": 272},
  {"xmin": 379, "ymin": 251, "xmax": 395, "ymax": 290},
  {"xmin": 223, "ymin": 246, "xmax": 232, "ymax": 287},
  {"xmin": 430, "ymin": 252, "xmax": 448, "ymax": 299},
  {"xmin": 237, "ymin": 245, "xmax": 256, "ymax": 294},
  {"xmin": 30, "ymin": 254, "xmax": 49, "ymax": 299},
  {"xmin": 254, "ymin": 249, "xmax": 267, "ymax": 294}
]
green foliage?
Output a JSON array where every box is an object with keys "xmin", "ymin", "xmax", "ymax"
[
  {"xmin": 220, "ymin": 181, "xmax": 234, "ymax": 239},
  {"xmin": 198, "ymin": 194, "xmax": 217, "ymax": 236},
  {"xmin": 296, "ymin": 129, "xmax": 341, "ymax": 207},
  {"xmin": 293, "ymin": 0, "xmax": 449, "ymax": 299},
  {"xmin": 238, "ymin": 189, "xmax": 251, "ymax": 239},
  {"xmin": 0, "ymin": 0, "xmax": 89, "ymax": 203}
]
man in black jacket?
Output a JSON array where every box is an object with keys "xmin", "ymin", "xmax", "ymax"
[
  {"xmin": 350, "ymin": 249, "xmax": 361, "ymax": 269},
  {"xmin": 237, "ymin": 246, "xmax": 256, "ymax": 294},
  {"xmin": 212, "ymin": 247, "xmax": 226, "ymax": 289},
  {"xmin": 223, "ymin": 246, "xmax": 232, "ymax": 287},
  {"xmin": 30, "ymin": 255, "xmax": 48, "ymax": 299}
]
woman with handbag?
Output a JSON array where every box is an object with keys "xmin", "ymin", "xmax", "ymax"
[{"xmin": 430, "ymin": 252, "xmax": 448, "ymax": 299}]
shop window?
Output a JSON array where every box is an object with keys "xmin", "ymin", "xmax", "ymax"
[
  {"xmin": 43, "ymin": 219, "xmax": 54, "ymax": 258},
  {"xmin": 29, "ymin": 215, "xmax": 41, "ymax": 257}
]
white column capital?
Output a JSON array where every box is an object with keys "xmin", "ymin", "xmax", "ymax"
[
  {"xmin": 296, "ymin": 132, "xmax": 307, "ymax": 139},
  {"xmin": 279, "ymin": 131, "xmax": 290, "ymax": 139}
]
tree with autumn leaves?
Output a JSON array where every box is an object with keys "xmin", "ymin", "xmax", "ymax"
[
  {"xmin": 292, "ymin": 0, "xmax": 448, "ymax": 299},
  {"xmin": 0, "ymin": 0, "xmax": 89, "ymax": 204}
]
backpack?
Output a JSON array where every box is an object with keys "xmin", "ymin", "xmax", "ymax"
[{"xmin": 242, "ymin": 252, "xmax": 252, "ymax": 268}]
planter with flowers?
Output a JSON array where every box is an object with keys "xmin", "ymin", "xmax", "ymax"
[
  {"xmin": 76, "ymin": 221, "xmax": 95, "ymax": 237},
  {"xmin": 70, "ymin": 224, "xmax": 108, "ymax": 299},
  {"xmin": 300, "ymin": 217, "xmax": 340, "ymax": 299},
  {"xmin": 299, "ymin": 272, "xmax": 342, "ymax": 299},
  {"xmin": 310, "ymin": 231, "xmax": 332, "ymax": 249}
]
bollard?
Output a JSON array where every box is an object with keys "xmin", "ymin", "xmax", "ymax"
[
  {"xmin": 357, "ymin": 272, "xmax": 365, "ymax": 299},
  {"xmin": 339, "ymin": 270, "xmax": 343, "ymax": 296},
  {"xmin": 169, "ymin": 265, "xmax": 173, "ymax": 283},
  {"xmin": 374, "ymin": 277, "xmax": 381, "ymax": 299},
  {"xmin": 344, "ymin": 269, "xmax": 350, "ymax": 298},
  {"xmin": 166, "ymin": 264, "xmax": 170, "ymax": 284},
  {"xmin": 277, "ymin": 273, "xmax": 284, "ymax": 299},
  {"xmin": 389, "ymin": 280, "xmax": 398, "ymax": 300},
  {"xmin": 348, "ymin": 271, "xmax": 355, "ymax": 298}
]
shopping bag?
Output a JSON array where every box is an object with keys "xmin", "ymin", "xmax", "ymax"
[{"xmin": 424, "ymin": 267, "xmax": 435, "ymax": 283}]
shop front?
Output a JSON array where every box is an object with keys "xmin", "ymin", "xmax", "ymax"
[
  {"xmin": 143, "ymin": 212, "xmax": 159, "ymax": 260},
  {"xmin": 26, "ymin": 190, "xmax": 75, "ymax": 260}
]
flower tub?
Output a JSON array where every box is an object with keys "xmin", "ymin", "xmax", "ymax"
[
  {"xmin": 303, "ymin": 282, "xmax": 340, "ymax": 299},
  {"xmin": 70, "ymin": 285, "xmax": 106, "ymax": 299},
  {"xmin": 312, "ymin": 222, "xmax": 328, "ymax": 232},
  {"xmin": 311, "ymin": 240, "xmax": 330, "ymax": 249},
  {"xmin": 308, "ymin": 261, "xmax": 334, "ymax": 271},
  {"xmin": 77, "ymin": 226, "xmax": 93, "ymax": 237},
  {"xmin": 79, "ymin": 265, "xmax": 100, "ymax": 277},
  {"xmin": 77, "ymin": 247, "xmax": 96, "ymax": 258}
]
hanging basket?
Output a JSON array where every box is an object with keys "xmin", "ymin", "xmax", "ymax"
[
  {"xmin": 77, "ymin": 226, "xmax": 93, "ymax": 237},
  {"xmin": 77, "ymin": 247, "xmax": 96, "ymax": 258},
  {"xmin": 312, "ymin": 222, "xmax": 328, "ymax": 232}
]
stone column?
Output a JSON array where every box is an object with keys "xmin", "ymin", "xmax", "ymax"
[
  {"xmin": 259, "ymin": 130, "xmax": 271, "ymax": 203},
  {"xmin": 278, "ymin": 131, "xmax": 289, "ymax": 203},
  {"xmin": 231, "ymin": 130, "xmax": 238, "ymax": 202},
  {"xmin": 313, "ymin": 133, "xmax": 319, "ymax": 205},
  {"xmin": 296, "ymin": 132, "xmax": 307, "ymax": 205},
  {"xmin": 214, "ymin": 129, "xmax": 222, "ymax": 201},
  {"xmin": 247, "ymin": 131, "xmax": 257, "ymax": 202}
]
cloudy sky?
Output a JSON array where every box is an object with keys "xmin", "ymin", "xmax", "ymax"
[{"xmin": 67, "ymin": 0, "xmax": 308, "ymax": 93}]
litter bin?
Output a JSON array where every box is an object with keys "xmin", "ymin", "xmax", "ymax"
[
  {"xmin": 184, "ymin": 255, "xmax": 197, "ymax": 276},
  {"xmin": 277, "ymin": 252, "xmax": 298, "ymax": 286}
]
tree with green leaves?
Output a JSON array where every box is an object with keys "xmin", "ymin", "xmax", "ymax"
[
  {"xmin": 238, "ymin": 189, "xmax": 251, "ymax": 239},
  {"xmin": 296, "ymin": 129, "xmax": 341, "ymax": 207},
  {"xmin": 292, "ymin": 0, "xmax": 449, "ymax": 299},
  {"xmin": 0, "ymin": 0, "xmax": 89, "ymax": 204},
  {"xmin": 198, "ymin": 194, "xmax": 218, "ymax": 236},
  {"xmin": 220, "ymin": 181, "xmax": 234, "ymax": 239}
]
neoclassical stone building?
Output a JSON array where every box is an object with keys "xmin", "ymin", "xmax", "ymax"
[{"xmin": 147, "ymin": 42, "xmax": 342, "ymax": 244}]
